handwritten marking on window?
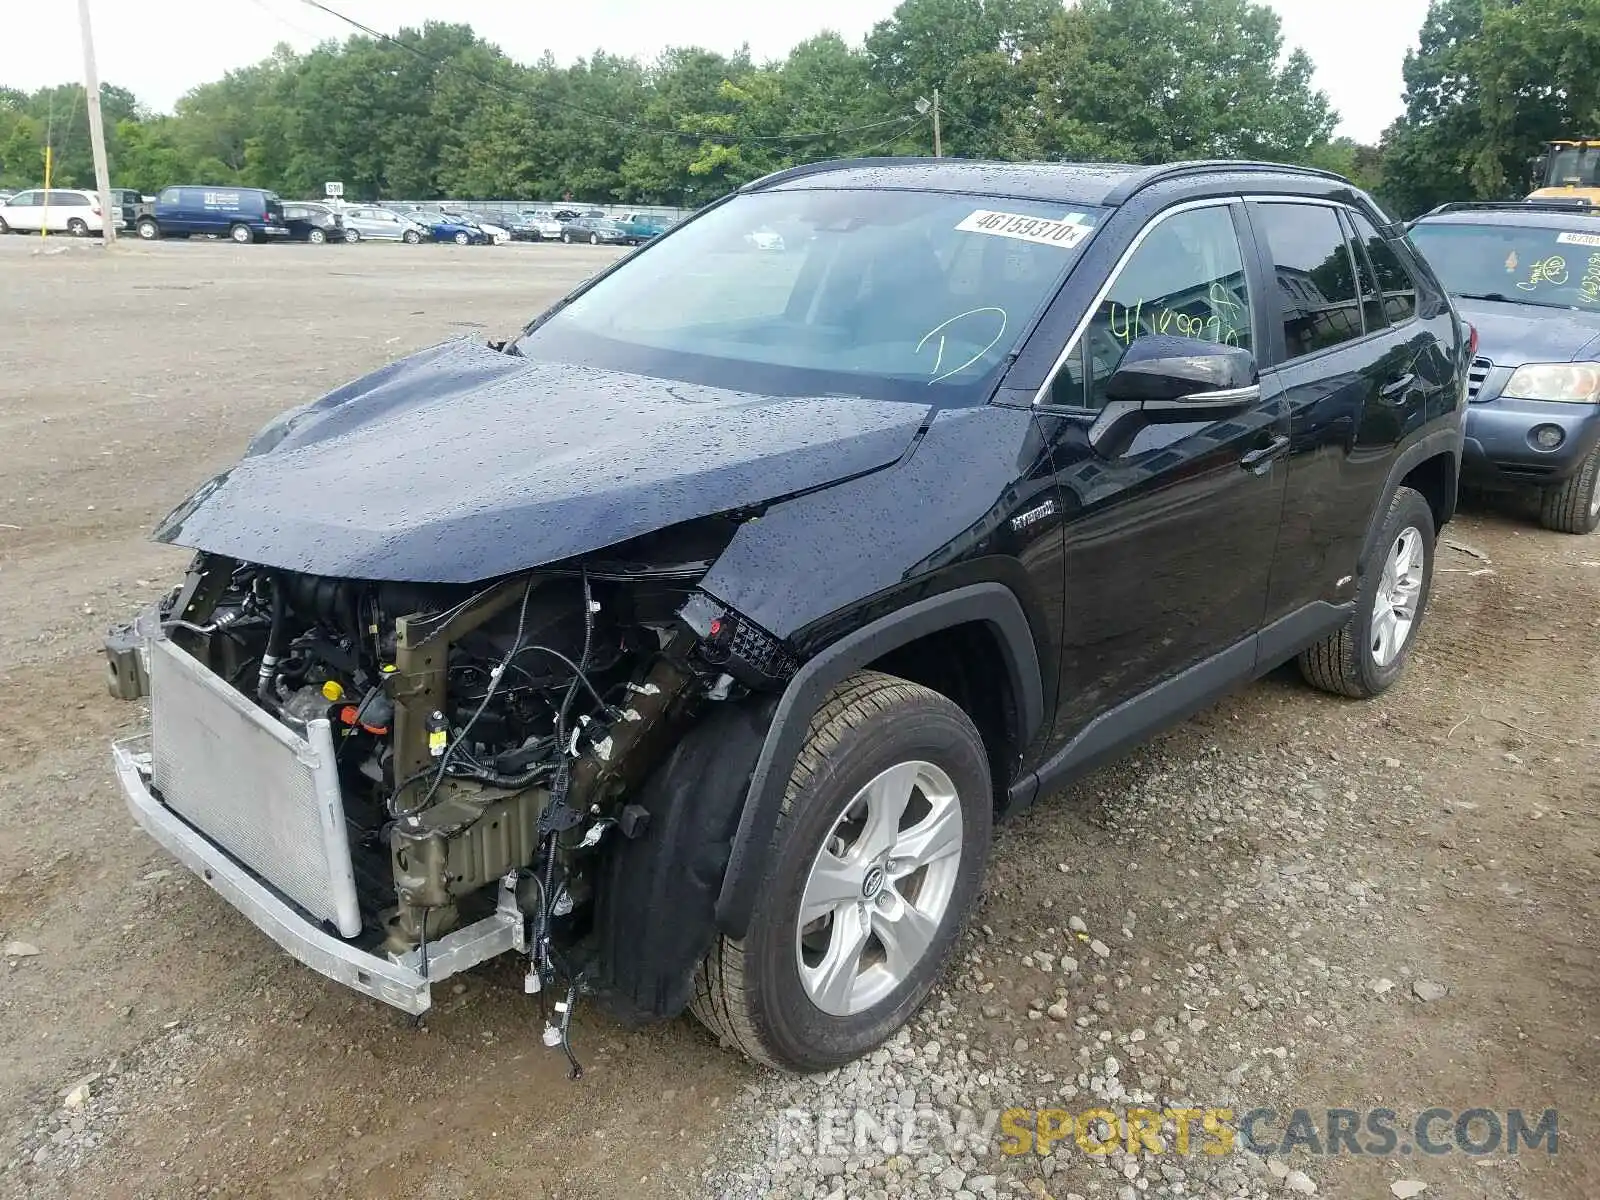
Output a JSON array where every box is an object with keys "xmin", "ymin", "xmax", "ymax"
[
  {"xmin": 915, "ymin": 307, "xmax": 1008, "ymax": 384},
  {"xmin": 1106, "ymin": 283, "xmax": 1248, "ymax": 348},
  {"xmin": 1580, "ymin": 253, "xmax": 1600, "ymax": 304},
  {"xmin": 1518, "ymin": 256, "xmax": 1569, "ymax": 291}
]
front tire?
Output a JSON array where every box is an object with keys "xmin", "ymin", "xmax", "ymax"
[
  {"xmin": 136, "ymin": 218, "xmax": 159, "ymax": 240},
  {"xmin": 691, "ymin": 672, "xmax": 991, "ymax": 1072},
  {"xmin": 1539, "ymin": 447, "xmax": 1600, "ymax": 534},
  {"xmin": 562, "ymin": 232, "xmax": 572, "ymax": 244},
  {"xmin": 453, "ymin": 231, "xmax": 469, "ymax": 245},
  {"xmin": 402, "ymin": 229, "xmax": 421, "ymax": 244},
  {"xmin": 344, "ymin": 227, "xmax": 360, "ymax": 243},
  {"xmin": 1300, "ymin": 485, "xmax": 1435, "ymax": 698}
]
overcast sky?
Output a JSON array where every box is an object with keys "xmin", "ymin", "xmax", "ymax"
[{"xmin": 5, "ymin": 0, "xmax": 1430, "ymax": 143}]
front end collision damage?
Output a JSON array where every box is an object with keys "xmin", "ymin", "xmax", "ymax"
[{"xmin": 106, "ymin": 345, "xmax": 1059, "ymax": 1035}]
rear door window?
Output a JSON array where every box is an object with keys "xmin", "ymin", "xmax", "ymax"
[
  {"xmin": 1349, "ymin": 211, "xmax": 1419, "ymax": 325},
  {"xmin": 8, "ymin": 191, "xmax": 36, "ymax": 206},
  {"xmin": 1252, "ymin": 202, "xmax": 1366, "ymax": 359}
]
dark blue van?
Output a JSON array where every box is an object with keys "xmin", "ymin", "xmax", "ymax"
[{"xmin": 136, "ymin": 186, "xmax": 289, "ymax": 244}]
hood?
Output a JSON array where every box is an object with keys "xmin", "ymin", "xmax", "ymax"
[
  {"xmin": 1457, "ymin": 297, "xmax": 1600, "ymax": 363},
  {"xmin": 155, "ymin": 338, "xmax": 930, "ymax": 582}
]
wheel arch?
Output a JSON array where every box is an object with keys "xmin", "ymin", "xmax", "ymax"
[
  {"xmin": 1360, "ymin": 427, "xmax": 1462, "ymax": 571},
  {"xmin": 713, "ymin": 582, "xmax": 1042, "ymax": 939}
]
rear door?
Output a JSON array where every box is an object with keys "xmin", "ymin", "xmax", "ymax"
[
  {"xmin": 1035, "ymin": 199, "xmax": 1289, "ymax": 745},
  {"xmin": 1247, "ymin": 199, "xmax": 1451, "ymax": 629}
]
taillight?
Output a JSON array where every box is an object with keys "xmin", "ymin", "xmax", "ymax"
[{"xmin": 91, "ymin": 204, "xmax": 101, "ymax": 215}]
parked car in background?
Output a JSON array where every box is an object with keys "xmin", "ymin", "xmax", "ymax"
[
  {"xmin": 443, "ymin": 210, "xmax": 511, "ymax": 244},
  {"xmin": 560, "ymin": 215, "xmax": 631, "ymax": 245},
  {"xmin": 109, "ymin": 187, "xmax": 149, "ymax": 232},
  {"xmin": 1408, "ymin": 200, "xmax": 1600, "ymax": 532},
  {"xmin": 0, "ymin": 188, "xmax": 107, "ymax": 236},
  {"xmin": 409, "ymin": 210, "xmax": 492, "ymax": 245},
  {"xmin": 618, "ymin": 212, "xmax": 673, "ymax": 243},
  {"xmin": 341, "ymin": 206, "xmax": 427, "ymax": 243},
  {"xmin": 509, "ymin": 210, "xmax": 565, "ymax": 241},
  {"xmin": 281, "ymin": 201, "xmax": 348, "ymax": 244},
  {"xmin": 137, "ymin": 186, "xmax": 288, "ymax": 243}
]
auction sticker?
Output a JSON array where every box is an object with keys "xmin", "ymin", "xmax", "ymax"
[
  {"xmin": 957, "ymin": 209, "xmax": 1095, "ymax": 249},
  {"xmin": 1557, "ymin": 231, "xmax": 1600, "ymax": 247}
]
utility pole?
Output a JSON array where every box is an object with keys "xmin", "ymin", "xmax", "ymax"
[
  {"xmin": 932, "ymin": 88, "xmax": 942, "ymax": 158},
  {"xmin": 77, "ymin": 0, "xmax": 116, "ymax": 245}
]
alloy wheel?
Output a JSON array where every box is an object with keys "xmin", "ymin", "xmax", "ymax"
[
  {"xmin": 1371, "ymin": 526, "xmax": 1425, "ymax": 667},
  {"xmin": 795, "ymin": 760, "xmax": 964, "ymax": 1017}
]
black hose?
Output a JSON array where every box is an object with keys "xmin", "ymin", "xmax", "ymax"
[{"xmin": 256, "ymin": 576, "xmax": 286, "ymax": 709}]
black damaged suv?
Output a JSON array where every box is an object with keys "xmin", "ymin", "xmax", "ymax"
[{"xmin": 107, "ymin": 159, "xmax": 1467, "ymax": 1074}]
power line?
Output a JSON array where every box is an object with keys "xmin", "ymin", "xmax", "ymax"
[{"xmin": 294, "ymin": 0, "xmax": 917, "ymax": 148}]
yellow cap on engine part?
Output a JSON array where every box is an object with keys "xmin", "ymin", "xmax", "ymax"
[{"xmin": 321, "ymin": 680, "xmax": 345, "ymax": 702}]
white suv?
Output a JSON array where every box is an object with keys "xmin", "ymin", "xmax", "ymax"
[{"xmin": 0, "ymin": 189, "xmax": 107, "ymax": 236}]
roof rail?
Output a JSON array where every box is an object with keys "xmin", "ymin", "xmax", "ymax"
[
  {"xmin": 1100, "ymin": 160, "xmax": 1350, "ymax": 206},
  {"xmin": 1422, "ymin": 199, "xmax": 1595, "ymax": 217}
]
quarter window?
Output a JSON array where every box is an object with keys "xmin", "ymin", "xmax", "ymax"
[
  {"xmin": 1050, "ymin": 205, "xmax": 1253, "ymax": 410},
  {"xmin": 1349, "ymin": 211, "xmax": 1418, "ymax": 325},
  {"xmin": 1254, "ymin": 203, "xmax": 1365, "ymax": 359}
]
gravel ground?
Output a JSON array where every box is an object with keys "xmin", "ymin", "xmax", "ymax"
[{"xmin": 1, "ymin": 237, "xmax": 1595, "ymax": 1199}]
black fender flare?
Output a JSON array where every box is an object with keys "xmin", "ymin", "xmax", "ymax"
[
  {"xmin": 1359, "ymin": 424, "xmax": 1463, "ymax": 571},
  {"xmin": 713, "ymin": 581, "xmax": 1043, "ymax": 938}
]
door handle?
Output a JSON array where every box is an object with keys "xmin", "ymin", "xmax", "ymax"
[
  {"xmin": 1239, "ymin": 435, "xmax": 1290, "ymax": 474},
  {"xmin": 1379, "ymin": 373, "xmax": 1417, "ymax": 401}
]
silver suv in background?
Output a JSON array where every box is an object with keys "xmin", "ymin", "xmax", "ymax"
[{"xmin": 340, "ymin": 206, "xmax": 427, "ymax": 244}]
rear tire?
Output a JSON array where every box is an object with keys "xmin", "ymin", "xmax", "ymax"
[
  {"xmin": 0, "ymin": 215, "xmax": 11, "ymax": 234},
  {"xmin": 589, "ymin": 232, "xmax": 600, "ymax": 245},
  {"xmin": 67, "ymin": 218, "xmax": 89, "ymax": 237},
  {"xmin": 690, "ymin": 671, "xmax": 991, "ymax": 1072},
  {"xmin": 229, "ymin": 223, "xmax": 253, "ymax": 244},
  {"xmin": 1299, "ymin": 485, "xmax": 1435, "ymax": 699},
  {"xmin": 1539, "ymin": 447, "xmax": 1600, "ymax": 534},
  {"xmin": 307, "ymin": 228, "xmax": 326, "ymax": 244}
]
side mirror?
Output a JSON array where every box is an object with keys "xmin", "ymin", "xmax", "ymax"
[{"xmin": 1089, "ymin": 335, "xmax": 1260, "ymax": 456}]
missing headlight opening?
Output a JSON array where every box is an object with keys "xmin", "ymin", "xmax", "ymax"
[{"xmin": 114, "ymin": 516, "xmax": 787, "ymax": 1075}]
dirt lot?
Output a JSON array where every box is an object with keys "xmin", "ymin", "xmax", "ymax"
[{"xmin": 0, "ymin": 236, "xmax": 1595, "ymax": 1200}]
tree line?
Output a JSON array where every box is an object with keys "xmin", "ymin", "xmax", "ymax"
[{"xmin": 0, "ymin": 0, "xmax": 1592, "ymax": 216}]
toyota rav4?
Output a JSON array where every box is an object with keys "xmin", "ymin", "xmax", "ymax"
[{"xmin": 105, "ymin": 159, "xmax": 1468, "ymax": 1074}]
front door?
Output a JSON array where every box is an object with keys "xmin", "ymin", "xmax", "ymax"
[{"xmin": 1036, "ymin": 201, "xmax": 1289, "ymax": 745}]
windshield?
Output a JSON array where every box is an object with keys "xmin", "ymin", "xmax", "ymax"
[
  {"xmin": 1547, "ymin": 146, "xmax": 1600, "ymax": 188},
  {"xmin": 1410, "ymin": 222, "xmax": 1600, "ymax": 312},
  {"xmin": 515, "ymin": 189, "xmax": 1102, "ymax": 401}
]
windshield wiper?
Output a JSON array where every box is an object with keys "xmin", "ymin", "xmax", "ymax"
[{"xmin": 1456, "ymin": 291, "xmax": 1584, "ymax": 311}]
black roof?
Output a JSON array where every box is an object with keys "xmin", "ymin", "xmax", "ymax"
[{"xmin": 746, "ymin": 157, "xmax": 1351, "ymax": 208}]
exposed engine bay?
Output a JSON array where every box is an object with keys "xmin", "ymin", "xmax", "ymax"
[{"xmin": 109, "ymin": 519, "xmax": 798, "ymax": 1073}]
